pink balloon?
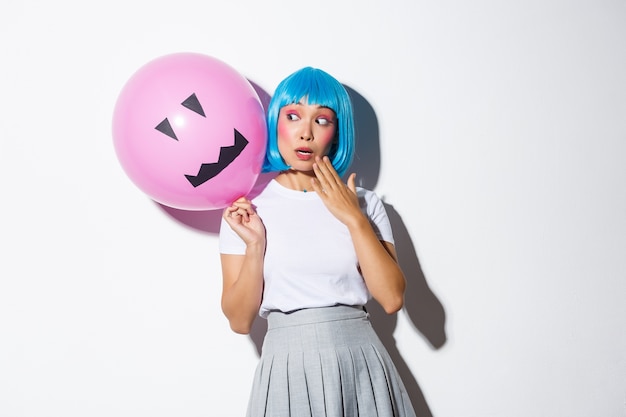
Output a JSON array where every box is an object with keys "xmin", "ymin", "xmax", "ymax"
[{"xmin": 112, "ymin": 53, "xmax": 267, "ymax": 210}]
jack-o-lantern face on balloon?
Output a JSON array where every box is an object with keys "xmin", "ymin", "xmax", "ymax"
[
  {"xmin": 154, "ymin": 92, "xmax": 250, "ymax": 188},
  {"xmin": 112, "ymin": 53, "xmax": 267, "ymax": 211}
]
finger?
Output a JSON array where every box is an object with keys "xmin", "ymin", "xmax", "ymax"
[
  {"xmin": 233, "ymin": 206, "xmax": 252, "ymax": 219},
  {"xmin": 347, "ymin": 173, "xmax": 357, "ymax": 194},
  {"xmin": 312, "ymin": 162, "xmax": 330, "ymax": 190},
  {"xmin": 313, "ymin": 156, "xmax": 332, "ymax": 181},
  {"xmin": 235, "ymin": 206, "xmax": 250, "ymax": 221},
  {"xmin": 223, "ymin": 206, "xmax": 237, "ymax": 219},
  {"xmin": 313, "ymin": 157, "xmax": 337, "ymax": 191},
  {"xmin": 225, "ymin": 197, "xmax": 249, "ymax": 216},
  {"xmin": 320, "ymin": 156, "xmax": 342, "ymax": 184},
  {"xmin": 231, "ymin": 201, "xmax": 256, "ymax": 217},
  {"xmin": 309, "ymin": 177, "xmax": 329, "ymax": 197},
  {"xmin": 223, "ymin": 211, "xmax": 241, "ymax": 229},
  {"xmin": 231, "ymin": 200, "xmax": 251, "ymax": 210},
  {"xmin": 225, "ymin": 205, "xmax": 250, "ymax": 222}
]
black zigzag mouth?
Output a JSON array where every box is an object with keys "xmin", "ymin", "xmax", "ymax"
[{"xmin": 184, "ymin": 129, "xmax": 249, "ymax": 188}]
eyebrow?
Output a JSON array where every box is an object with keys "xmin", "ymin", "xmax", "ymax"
[{"xmin": 290, "ymin": 102, "xmax": 333, "ymax": 110}]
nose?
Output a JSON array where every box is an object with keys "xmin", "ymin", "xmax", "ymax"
[
  {"xmin": 300, "ymin": 120, "xmax": 314, "ymax": 142},
  {"xmin": 300, "ymin": 123, "xmax": 313, "ymax": 141}
]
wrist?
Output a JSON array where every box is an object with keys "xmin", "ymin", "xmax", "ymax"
[
  {"xmin": 345, "ymin": 212, "xmax": 370, "ymax": 232},
  {"xmin": 245, "ymin": 240, "xmax": 266, "ymax": 255}
]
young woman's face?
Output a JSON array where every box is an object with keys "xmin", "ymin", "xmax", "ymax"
[{"xmin": 277, "ymin": 101, "xmax": 337, "ymax": 172}]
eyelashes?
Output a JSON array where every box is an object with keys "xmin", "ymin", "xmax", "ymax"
[
  {"xmin": 284, "ymin": 112, "xmax": 333, "ymax": 125},
  {"xmin": 155, "ymin": 93, "xmax": 206, "ymax": 141}
]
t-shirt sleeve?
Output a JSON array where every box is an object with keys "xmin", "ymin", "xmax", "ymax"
[
  {"xmin": 218, "ymin": 218, "xmax": 246, "ymax": 255},
  {"xmin": 360, "ymin": 190, "xmax": 395, "ymax": 245}
]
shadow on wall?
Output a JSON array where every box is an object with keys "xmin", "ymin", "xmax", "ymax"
[
  {"xmin": 157, "ymin": 82, "xmax": 447, "ymax": 417},
  {"xmin": 350, "ymin": 85, "xmax": 447, "ymax": 417},
  {"xmin": 369, "ymin": 203, "xmax": 447, "ymax": 417}
]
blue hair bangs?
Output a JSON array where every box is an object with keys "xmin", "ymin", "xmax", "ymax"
[{"xmin": 263, "ymin": 67, "xmax": 355, "ymax": 178}]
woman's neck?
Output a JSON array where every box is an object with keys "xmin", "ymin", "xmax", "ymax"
[{"xmin": 275, "ymin": 170, "xmax": 315, "ymax": 192}]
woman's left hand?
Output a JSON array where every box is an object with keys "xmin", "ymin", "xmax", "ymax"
[{"xmin": 311, "ymin": 156, "xmax": 365, "ymax": 227}]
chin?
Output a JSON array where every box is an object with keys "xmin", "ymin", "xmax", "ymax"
[{"xmin": 286, "ymin": 161, "xmax": 314, "ymax": 172}]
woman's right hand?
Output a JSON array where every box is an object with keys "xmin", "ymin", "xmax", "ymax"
[
  {"xmin": 223, "ymin": 197, "xmax": 266, "ymax": 246},
  {"xmin": 221, "ymin": 197, "xmax": 266, "ymax": 334}
]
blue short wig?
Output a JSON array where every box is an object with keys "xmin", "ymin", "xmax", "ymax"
[{"xmin": 262, "ymin": 67, "xmax": 355, "ymax": 178}]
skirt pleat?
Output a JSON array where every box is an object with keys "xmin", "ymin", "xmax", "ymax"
[{"xmin": 246, "ymin": 306, "xmax": 416, "ymax": 417}]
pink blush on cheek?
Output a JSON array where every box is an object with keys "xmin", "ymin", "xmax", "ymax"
[
  {"xmin": 276, "ymin": 119, "xmax": 293, "ymax": 160},
  {"xmin": 314, "ymin": 129, "xmax": 336, "ymax": 154},
  {"xmin": 277, "ymin": 119, "xmax": 289, "ymax": 139},
  {"xmin": 317, "ymin": 130, "xmax": 335, "ymax": 145}
]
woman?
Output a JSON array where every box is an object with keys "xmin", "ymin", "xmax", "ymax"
[{"xmin": 219, "ymin": 67, "xmax": 416, "ymax": 417}]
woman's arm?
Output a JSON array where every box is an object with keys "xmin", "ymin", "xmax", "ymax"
[
  {"xmin": 345, "ymin": 223, "xmax": 406, "ymax": 314},
  {"xmin": 311, "ymin": 157, "xmax": 406, "ymax": 314},
  {"xmin": 220, "ymin": 199, "xmax": 266, "ymax": 334}
]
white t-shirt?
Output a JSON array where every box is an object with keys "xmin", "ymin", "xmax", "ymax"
[{"xmin": 219, "ymin": 179, "xmax": 394, "ymax": 318}]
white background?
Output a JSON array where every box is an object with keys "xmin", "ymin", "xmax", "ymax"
[{"xmin": 1, "ymin": 0, "xmax": 625, "ymax": 416}]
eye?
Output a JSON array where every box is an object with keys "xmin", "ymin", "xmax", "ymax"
[
  {"xmin": 155, "ymin": 93, "xmax": 206, "ymax": 141},
  {"xmin": 286, "ymin": 112, "xmax": 300, "ymax": 121},
  {"xmin": 155, "ymin": 118, "xmax": 178, "ymax": 140},
  {"xmin": 181, "ymin": 93, "xmax": 206, "ymax": 117},
  {"xmin": 316, "ymin": 114, "xmax": 335, "ymax": 126}
]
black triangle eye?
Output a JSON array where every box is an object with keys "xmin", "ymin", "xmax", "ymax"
[
  {"xmin": 155, "ymin": 94, "xmax": 205, "ymax": 140},
  {"xmin": 181, "ymin": 93, "xmax": 206, "ymax": 117},
  {"xmin": 155, "ymin": 118, "xmax": 178, "ymax": 140}
]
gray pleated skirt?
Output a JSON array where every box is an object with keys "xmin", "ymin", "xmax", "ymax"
[{"xmin": 247, "ymin": 305, "xmax": 416, "ymax": 417}]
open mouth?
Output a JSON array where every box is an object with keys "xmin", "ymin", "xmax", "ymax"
[{"xmin": 296, "ymin": 148, "xmax": 313, "ymax": 158}]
